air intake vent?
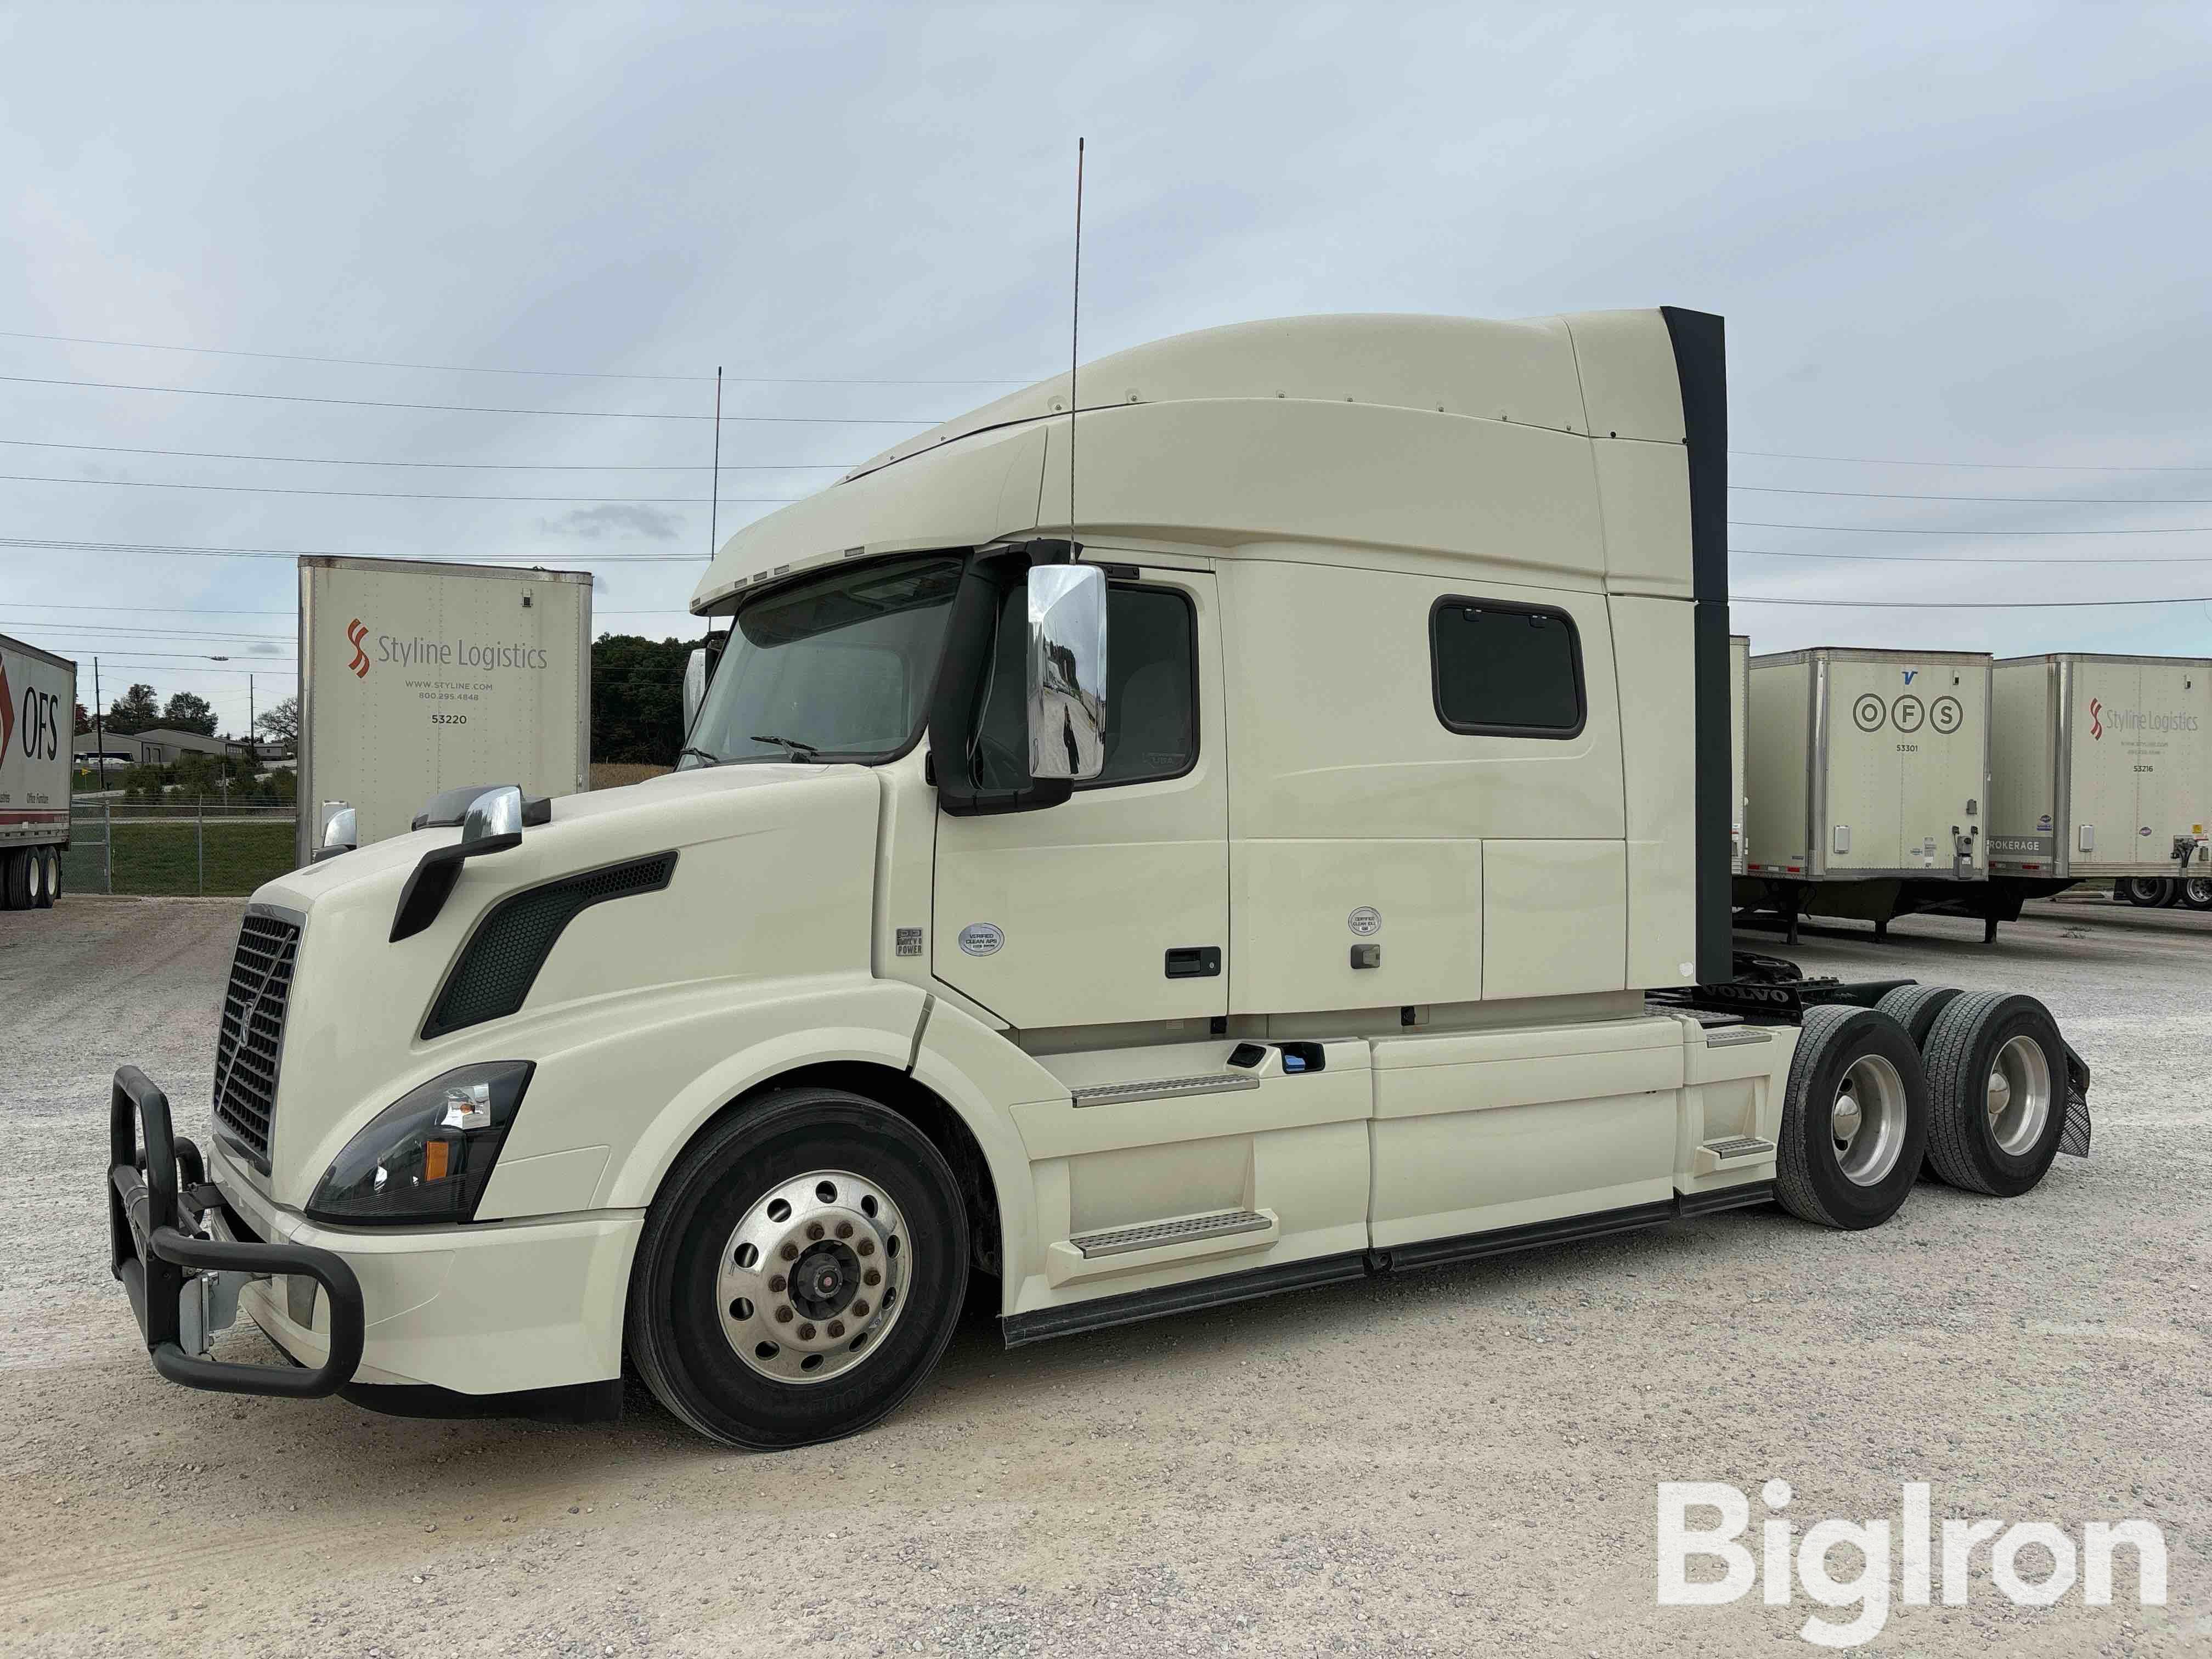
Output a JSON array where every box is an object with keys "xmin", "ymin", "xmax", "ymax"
[
  {"xmin": 423, "ymin": 851, "xmax": 678, "ymax": 1040},
  {"xmin": 212, "ymin": 908, "xmax": 301, "ymax": 1169}
]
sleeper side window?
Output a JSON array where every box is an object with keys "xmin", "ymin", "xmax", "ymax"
[
  {"xmin": 970, "ymin": 580, "xmax": 1199, "ymax": 789},
  {"xmin": 1430, "ymin": 597, "xmax": 1585, "ymax": 738}
]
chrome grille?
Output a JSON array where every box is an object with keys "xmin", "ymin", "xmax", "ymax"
[{"xmin": 212, "ymin": 910, "xmax": 300, "ymax": 1165}]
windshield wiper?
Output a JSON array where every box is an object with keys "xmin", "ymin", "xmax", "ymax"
[
  {"xmin": 676, "ymin": 744, "xmax": 723, "ymax": 767},
  {"xmin": 749, "ymin": 733, "xmax": 823, "ymax": 760}
]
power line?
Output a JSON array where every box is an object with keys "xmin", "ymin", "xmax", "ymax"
[
  {"xmin": 1734, "ymin": 545, "xmax": 2212, "ymax": 565},
  {"xmin": 2, "ymin": 471, "xmax": 794, "ymax": 505},
  {"xmin": 0, "ymin": 373, "xmax": 945, "ymax": 424},
  {"xmin": 1733, "ymin": 484, "xmax": 2212, "ymax": 505},
  {"xmin": 5, "ymin": 600, "xmax": 697, "ymax": 616},
  {"xmin": 0, "ymin": 327, "xmax": 1034, "ymax": 386},
  {"xmin": 1730, "ymin": 519, "xmax": 2212, "ymax": 537},
  {"xmin": 1733, "ymin": 593, "xmax": 2212, "ymax": 608},
  {"xmin": 1, "ymin": 535, "xmax": 700, "ymax": 563},
  {"xmin": 1731, "ymin": 448, "xmax": 2212, "ymax": 473},
  {"xmin": 0, "ymin": 437, "xmax": 850, "ymax": 471}
]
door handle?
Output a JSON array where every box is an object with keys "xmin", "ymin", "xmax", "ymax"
[{"xmin": 1164, "ymin": 946, "xmax": 1222, "ymax": 979}]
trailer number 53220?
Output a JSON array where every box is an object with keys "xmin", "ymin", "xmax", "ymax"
[{"xmin": 431, "ymin": 713, "xmax": 469, "ymax": 726}]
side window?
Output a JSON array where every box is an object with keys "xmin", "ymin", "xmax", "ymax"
[
  {"xmin": 1430, "ymin": 596, "xmax": 1585, "ymax": 738},
  {"xmin": 970, "ymin": 579, "xmax": 1199, "ymax": 789}
]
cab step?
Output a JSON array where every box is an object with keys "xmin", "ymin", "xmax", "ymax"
[
  {"xmin": 1070, "ymin": 1072, "xmax": 1260, "ymax": 1109},
  {"xmin": 1692, "ymin": 1135, "xmax": 1777, "ymax": 1175},
  {"xmin": 1071, "ymin": 1209, "xmax": 1272, "ymax": 1259}
]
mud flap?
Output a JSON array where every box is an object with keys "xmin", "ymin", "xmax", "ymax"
[{"xmin": 2059, "ymin": 1041, "xmax": 2092, "ymax": 1158}]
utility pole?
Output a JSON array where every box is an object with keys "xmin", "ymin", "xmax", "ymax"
[{"xmin": 707, "ymin": 365, "xmax": 724, "ymax": 561}]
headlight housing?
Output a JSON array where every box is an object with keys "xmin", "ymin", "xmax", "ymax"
[{"xmin": 306, "ymin": 1062, "xmax": 534, "ymax": 1225}]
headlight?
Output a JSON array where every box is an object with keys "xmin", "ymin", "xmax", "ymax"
[{"xmin": 306, "ymin": 1062, "xmax": 534, "ymax": 1225}]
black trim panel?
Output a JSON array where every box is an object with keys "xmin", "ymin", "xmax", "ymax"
[
  {"xmin": 421, "ymin": 851, "xmax": 679, "ymax": 1040},
  {"xmin": 1385, "ymin": 1198, "xmax": 1679, "ymax": 1273},
  {"xmin": 1001, "ymin": 1250, "xmax": 1368, "ymax": 1347},
  {"xmin": 1677, "ymin": 1181, "xmax": 1776, "ymax": 1218},
  {"xmin": 1660, "ymin": 304, "xmax": 1734, "ymax": 986}
]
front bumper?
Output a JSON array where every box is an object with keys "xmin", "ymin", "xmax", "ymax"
[
  {"xmin": 108, "ymin": 1065, "xmax": 641, "ymax": 1402},
  {"xmin": 109, "ymin": 1065, "xmax": 365, "ymax": 1397}
]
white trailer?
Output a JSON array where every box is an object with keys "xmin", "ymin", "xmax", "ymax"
[
  {"xmin": 0, "ymin": 631, "xmax": 75, "ymax": 910},
  {"xmin": 1730, "ymin": 633, "xmax": 1750, "ymax": 876},
  {"xmin": 100, "ymin": 310, "xmax": 2090, "ymax": 1449},
  {"xmin": 297, "ymin": 556, "xmax": 592, "ymax": 866},
  {"xmin": 1990, "ymin": 653, "xmax": 2212, "ymax": 911},
  {"xmin": 1741, "ymin": 647, "xmax": 1996, "ymax": 941}
]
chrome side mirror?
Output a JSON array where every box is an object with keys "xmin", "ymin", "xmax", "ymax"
[
  {"xmin": 682, "ymin": 647, "xmax": 709, "ymax": 732},
  {"xmin": 312, "ymin": 800, "xmax": 357, "ymax": 862},
  {"xmin": 461, "ymin": 785, "xmax": 524, "ymax": 847},
  {"xmin": 1025, "ymin": 565, "xmax": 1108, "ymax": 782}
]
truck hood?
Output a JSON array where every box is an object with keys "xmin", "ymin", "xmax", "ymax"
[{"xmin": 232, "ymin": 762, "xmax": 882, "ymax": 1206}]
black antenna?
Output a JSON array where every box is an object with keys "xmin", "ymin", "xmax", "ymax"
[
  {"xmin": 707, "ymin": 365, "xmax": 724, "ymax": 560},
  {"xmin": 1069, "ymin": 137, "xmax": 1084, "ymax": 544}
]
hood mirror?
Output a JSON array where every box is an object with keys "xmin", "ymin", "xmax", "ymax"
[
  {"xmin": 312, "ymin": 801, "xmax": 357, "ymax": 863},
  {"xmin": 462, "ymin": 785, "xmax": 524, "ymax": 847},
  {"xmin": 1025, "ymin": 564, "xmax": 1108, "ymax": 782}
]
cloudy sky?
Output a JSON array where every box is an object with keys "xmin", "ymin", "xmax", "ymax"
[{"xmin": 3, "ymin": 4, "xmax": 2208, "ymax": 735}]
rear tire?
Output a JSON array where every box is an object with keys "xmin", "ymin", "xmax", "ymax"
[
  {"xmin": 1876, "ymin": 983, "xmax": 1963, "ymax": 1048},
  {"xmin": 1775, "ymin": 1006, "xmax": 1930, "ymax": 1231},
  {"xmin": 1922, "ymin": 991, "xmax": 2067, "ymax": 1197},
  {"xmin": 626, "ymin": 1086, "xmax": 969, "ymax": 1450},
  {"xmin": 2120, "ymin": 877, "xmax": 2172, "ymax": 907},
  {"xmin": 1, "ymin": 849, "xmax": 30, "ymax": 910},
  {"xmin": 2179, "ymin": 876, "xmax": 2212, "ymax": 911},
  {"xmin": 40, "ymin": 848, "xmax": 60, "ymax": 907}
]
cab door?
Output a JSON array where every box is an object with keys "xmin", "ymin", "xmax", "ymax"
[{"xmin": 932, "ymin": 567, "xmax": 1226, "ymax": 1030}]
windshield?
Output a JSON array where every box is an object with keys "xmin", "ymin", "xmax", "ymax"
[{"xmin": 680, "ymin": 552, "xmax": 966, "ymax": 767}]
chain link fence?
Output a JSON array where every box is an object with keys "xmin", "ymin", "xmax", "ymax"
[{"xmin": 63, "ymin": 800, "xmax": 298, "ymax": 897}]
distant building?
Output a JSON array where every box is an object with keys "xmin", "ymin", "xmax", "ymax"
[{"xmin": 73, "ymin": 729, "xmax": 256, "ymax": 766}]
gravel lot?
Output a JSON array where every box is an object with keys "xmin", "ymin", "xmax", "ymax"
[{"xmin": 3, "ymin": 895, "xmax": 2206, "ymax": 1656}]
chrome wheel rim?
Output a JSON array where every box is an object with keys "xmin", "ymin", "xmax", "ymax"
[
  {"xmin": 2184, "ymin": 877, "xmax": 2212, "ymax": 906},
  {"xmin": 717, "ymin": 1170, "xmax": 911, "ymax": 1385},
  {"xmin": 1986, "ymin": 1034, "xmax": 2052, "ymax": 1155},
  {"xmin": 1830, "ymin": 1053, "xmax": 1907, "ymax": 1186}
]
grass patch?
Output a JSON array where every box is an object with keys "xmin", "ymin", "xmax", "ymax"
[{"xmin": 91, "ymin": 821, "xmax": 298, "ymax": 897}]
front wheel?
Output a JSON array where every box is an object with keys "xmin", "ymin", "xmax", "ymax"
[
  {"xmin": 1775, "ymin": 1006, "xmax": 1930, "ymax": 1231},
  {"xmin": 626, "ymin": 1087, "xmax": 969, "ymax": 1450}
]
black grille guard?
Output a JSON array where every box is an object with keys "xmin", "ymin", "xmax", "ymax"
[{"xmin": 109, "ymin": 1064, "xmax": 365, "ymax": 1398}]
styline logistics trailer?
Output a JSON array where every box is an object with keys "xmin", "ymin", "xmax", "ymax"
[
  {"xmin": 0, "ymin": 631, "xmax": 75, "ymax": 910},
  {"xmin": 1730, "ymin": 633, "xmax": 1750, "ymax": 876},
  {"xmin": 297, "ymin": 556, "xmax": 592, "ymax": 868},
  {"xmin": 101, "ymin": 310, "xmax": 2090, "ymax": 1451},
  {"xmin": 1739, "ymin": 647, "xmax": 1997, "ymax": 941},
  {"xmin": 1989, "ymin": 653, "xmax": 2212, "ymax": 912}
]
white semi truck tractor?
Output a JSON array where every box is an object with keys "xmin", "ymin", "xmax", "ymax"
[
  {"xmin": 0, "ymin": 631, "xmax": 75, "ymax": 910},
  {"xmin": 104, "ymin": 310, "xmax": 2091, "ymax": 1448}
]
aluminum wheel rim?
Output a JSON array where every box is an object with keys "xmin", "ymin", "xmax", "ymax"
[
  {"xmin": 26, "ymin": 854, "xmax": 47, "ymax": 904},
  {"xmin": 1985, "ymin": 1034, "xmax": 2052, "ymax": 1156},
  {"xmin": 716, "ymin": 1169, "xmax": 911, "ymax": 1385},
  {"xmin": 1829, "ymin": 1053, "xmax": 1907, "ymax": 1186},
  {"xmin": 2185, "ymin": 877, "xmax": 2212, "ymax": 906}
]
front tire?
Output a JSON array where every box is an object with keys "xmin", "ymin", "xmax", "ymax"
[
  {"xmin": 626, "ymin": 1087, "xmax": 968, "ymax": 1450},
  {"xmin": 2119, "ymin": 877, "xmax": 2172, "ymax": 907},
  {"xmin": 1922, "ymin": 992, "xmax": 2067, "ymax": 1197},
  {"xmin": 1775, "ymin": 1006, "xmax": 1929, "ymax": 1231}
]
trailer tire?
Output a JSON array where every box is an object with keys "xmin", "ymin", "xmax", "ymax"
[
  {"xmin": 1, "ymin": 849, "xmax": 30, "ymax": 910},
  {"xmin": 1876, "ymin": 983, "xmax": 1963, "ymax": 1048},
  {"xmin": 1775, "ymin": 1006, "xmax": 1929, "ymax": 1231},
  {"xmin": 36, "ymin": 848, "xmax": 60, "ymax": 909},
  {"xmin": 1922, "ymin": 992, "xmax": 2067, "ymax": 1197},
  {"xmin": 626, "ymin": 1085, "xmax": 968, "ymax": 1451},
  {"xmin": 2119, "ymin": 877, "xmax": 2172, "ymax": 907},
  {"xmin": 2179, "ymin": 876, "xmax": 2212, "ymax": 911}
]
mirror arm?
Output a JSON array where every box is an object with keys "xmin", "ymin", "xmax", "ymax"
[{"xmin": 389, "ymin": 831, "xmax": 522, "ymax": 943}]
